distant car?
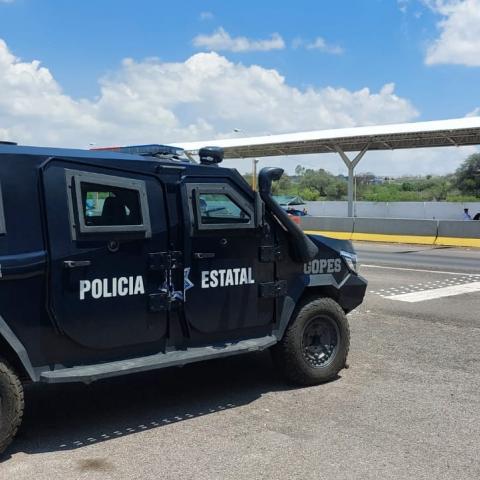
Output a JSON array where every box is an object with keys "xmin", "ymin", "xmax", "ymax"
[
  {"xmin": 285, "ymin": 207, "xmax": 307, "ymax": 217},
  {"xmin": 273, "ymin": 195, "xmax": 305, "ymax": 206},
  {"xmin": 273, "ymin": 195, "xmax": 308, "ymax": 216}
]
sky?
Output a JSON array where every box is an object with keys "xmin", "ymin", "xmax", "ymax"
[{"xmin": 0, "ymin": 0, "xmax": 479, "ymax": 176}]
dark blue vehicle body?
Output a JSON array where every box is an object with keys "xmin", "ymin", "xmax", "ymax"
[{"xmin": 0, "ymin": 143, "xmax": 366, "ymax": 385}]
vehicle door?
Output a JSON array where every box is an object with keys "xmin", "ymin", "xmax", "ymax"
[
  {"xmin": 182, "ymin": 180, "xmax": 275, "ymax": 338},
  {"xmin": 42, "ymin": 159, "xmax": 169, "ymax": 349}
]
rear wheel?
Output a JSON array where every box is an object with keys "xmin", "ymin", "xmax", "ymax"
[
  {"xmin": 0, "ymin": 359, "xmax": 24, "ymax": 454},
  {"xmin": 272, "ymin": 297, "xmax": 350, "ymax": 385}
]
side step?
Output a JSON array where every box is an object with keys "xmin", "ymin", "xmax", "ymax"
[{"xmin": 40, "ymin": 335, "xmax": 277, "ymax": 384}]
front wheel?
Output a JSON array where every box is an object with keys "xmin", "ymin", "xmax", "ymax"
[
  {"xmin": 272, "ymin": 297, "xmax": 350, "ymax": 385},
  {"xmin": 0, "ymin": 358, "xmax": 24, "ymax": 454}
]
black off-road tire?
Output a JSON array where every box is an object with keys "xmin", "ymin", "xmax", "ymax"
[
  {"xmin": 0, "ymin": 359, "xmax": 24, "ymax": 455},
  {"xmin": 272, "ymin": 297, "xmax": 350, "ymax": 386}
]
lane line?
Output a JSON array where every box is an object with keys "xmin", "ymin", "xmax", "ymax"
[
  {"xmin": 361, "ymin": 264, "xmax": 480, "ymax": 277},
  {"xmin": 387, "ymin": 281, "xmax": 480, "ymax": 303}
]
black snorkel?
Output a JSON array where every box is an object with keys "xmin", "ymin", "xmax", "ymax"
[{"xmin": 258, "ymin": 167, "xmax": 318, "ymax": 263}]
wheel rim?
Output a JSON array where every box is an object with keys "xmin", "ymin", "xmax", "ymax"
[{"xmin": 301, "ymin": 315, "xmax": 340, "ymax": 368}]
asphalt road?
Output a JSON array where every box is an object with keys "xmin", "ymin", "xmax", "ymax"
[
  {"xmin": 1, "ymin": 242, "xmax": 480, "ymax": 479},
  {"xmin": 355, "ymin": 241, "xmax": 480, "ymax": 273}
]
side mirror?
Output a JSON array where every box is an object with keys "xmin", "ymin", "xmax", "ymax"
[{"xmin": 199, "ymin": 146, "xmax": 224, "ymax": 165}]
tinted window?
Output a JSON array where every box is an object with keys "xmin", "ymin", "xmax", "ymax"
[
  {"xmin": 199, "ymin": 193, "xmax": 251, "ymax": 225},
  {"xmin": 80, "ymin": 182, "xmax": 143, "ymax": 227}
]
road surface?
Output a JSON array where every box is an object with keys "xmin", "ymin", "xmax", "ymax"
[
  {"xmin": 1, "ymin": 242, "xmax": 479, "ymax": 480},
  {"xmin": 356, "ymin": 241, "xmax": 480, "ymax": 274}
]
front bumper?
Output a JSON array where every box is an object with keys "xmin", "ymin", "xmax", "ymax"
[{"xmin": 337, "ymin": 273, "xmax": 368, "ymax": 313}]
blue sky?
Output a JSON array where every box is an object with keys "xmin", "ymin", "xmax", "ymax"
[{"xmin": 0, "ymin": 0, "xmax": 479, "ymax": 175}]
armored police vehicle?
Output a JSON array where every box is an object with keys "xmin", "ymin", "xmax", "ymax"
[{"xmin": 0, "ymin": 141, "xmax": 366, "ymax": 453}]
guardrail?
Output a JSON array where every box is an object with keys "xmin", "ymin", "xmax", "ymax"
[{"xmin": 300, "ymin": 216, "xmax": 480, "ymax": 248}]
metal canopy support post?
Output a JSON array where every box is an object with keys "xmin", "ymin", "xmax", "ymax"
[
  {"xmin": 334, "ymin": 144, "xmax": 369, "ymax": 217},
  {"xmin": 252, "ymin": 158, "xmax": 259, "ymax": 191}
]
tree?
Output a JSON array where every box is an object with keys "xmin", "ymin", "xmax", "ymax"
[
  {"xmin": 298, "ymin": 168, "xmax": 335, "ymax": 197},
  {"xmin": 455, "ymin": 153, "xmax": 480, "ymax": 196},
  {"xmin": 356, "ymin": 172, "xmax": 376, "ymax": 186},
  {"xmin": 401, "ymin": 182, "xmax": 415, "ymax": 192},
  {"xmin": 295, "ymin": 165, "xmax": 305, "ymax": 176},
  {"xmin": 325, "ymin": 181, "xmax": 347, "ymax": 200},
  {"xmin": 271, "ymin": 174, "xmax": 292, "ymax": 194}
]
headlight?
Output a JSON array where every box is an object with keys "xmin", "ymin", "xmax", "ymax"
[{"xmin": 341, "ymin": 250, "xmax": 358, "ymax": 273}]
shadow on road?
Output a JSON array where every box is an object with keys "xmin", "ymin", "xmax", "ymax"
[{"xmin": 3, "ymin": 351, "xmax": 298, "ymax": 460}]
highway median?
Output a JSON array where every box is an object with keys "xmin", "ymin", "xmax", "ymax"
[{"xmin": 301, "ymin": 216, "xmax": 480, "ymax": 248}]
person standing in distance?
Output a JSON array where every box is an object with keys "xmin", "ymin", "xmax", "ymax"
[{"xmin": 463, "ymin": 208, "xmax": 472, "ymax": 220}]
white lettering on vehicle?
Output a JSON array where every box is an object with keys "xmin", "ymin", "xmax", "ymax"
[
  {"xmin": 304, "ymin": 258, "xmax": 342, "ymax": 275},
  {"xmin": 201, "ymin": 267, "xmax": 255, "ymax": 289},
  {"xmin": 79, "ymin": 276, "xmax": 145, "ymax": 300}
]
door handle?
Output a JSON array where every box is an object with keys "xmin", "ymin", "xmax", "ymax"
[
  {"xmin": 63, "ymin": 260, "xmax": 92, "ymax": 269},
  {"xmin": 193, "ymin": 252, "xmax": 216, "ymax": 259}
]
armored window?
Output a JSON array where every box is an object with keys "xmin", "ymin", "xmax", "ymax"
[
  {"xmin": 187, "ymin": 183, "xmax": 255, "ymax": 231},
  {"xmin": 81, "ymin": 183, "xmax": 143, "ymax": 227},
  {"xmin": 198, "ymin": 193, "xmax": 251, "ymax": 225},
  {"xmin": 66, "ymin": 170, "xmax": 151, "ymax": 239}
]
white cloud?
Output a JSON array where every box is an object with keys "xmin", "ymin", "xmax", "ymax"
[
  {"xmin": 397, "ymin": 0, "xmax": 423, "ymax": 18},
  {"xmin": 292, "ymin": 37, "xmax": 344, "ymax": 54},
  {"xmin": 5, "ymin": 37, "xmax": 468, "ymax": 177},
  {"xmin": 466, "ymin": 107, "xmax": 480, "ymax": 117},
  {"xmin": 398, "ymin": 0, "xmax": 410, "ymax": 13},
  {"xmin": 193, "ymin": 28, "xmax": 285, "ymax": 52},
  {"xmin": 199, "ymin": 11, "xmax": 214, "ymax": 21},
  {"xmin": 291, "ymin": 37, "xmax": 304, "ymax": 49},
  {"xmin": 425, "ymin": 0, "xmax": 480, "ymax": 66},
  {"xmin": 306, "ymin": 37, "xmax": 344, "ymax": 55}
]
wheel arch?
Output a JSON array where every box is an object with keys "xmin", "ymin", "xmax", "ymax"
[
  {"xmin": 0, "ymin": 316, "xmax": 36, "ymax": 382},
  {"xmin": 275, "ymin": 285, "xmax": 342, "ymax": 341},
  {"xmin": 297, "ymin": 285, "xmax": 341, "ymax": 308}
]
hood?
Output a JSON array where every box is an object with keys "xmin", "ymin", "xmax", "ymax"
[{"xmin": 307, "ymin": 234, "xmax": 356, "ymax": 256}]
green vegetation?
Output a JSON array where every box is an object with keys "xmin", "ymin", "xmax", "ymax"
[
  {"xmin": 244, "ymin": 153, "xmax": 480, "ymax": 202},
  {"xmin": 455, "ymin": 152, "xmax": 480, "ymax": 197}
]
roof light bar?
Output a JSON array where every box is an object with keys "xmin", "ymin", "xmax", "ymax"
[{"xmin": 91, "ymin": 144, "xmax": 185, "ymax": 157}]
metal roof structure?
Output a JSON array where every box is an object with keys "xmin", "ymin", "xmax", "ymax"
[
  {"xmin": 174, "ymin": 116, "xmax": 480, "ymax": 159},
  {"xmin": 172, "ymin": 117, "xmax": 480, "ymax": 217}
]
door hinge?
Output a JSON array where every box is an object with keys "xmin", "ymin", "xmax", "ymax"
[
  {"xmin": 149, "ymin": 251, "xmax": 183, "ymax": 271},
  {"xmin": 259, "ymin": 246, "xmax": 283, "ymax": 263},
  {"xmin": 259, "ymin": 280, "xmax": 287, "ymax": 298}
]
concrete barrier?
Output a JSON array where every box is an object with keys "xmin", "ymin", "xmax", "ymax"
[
  {"xmin": 436, "ymin": 220, "xmax": 480, "ymax": 247},
  {"xmin": 301, "ymin": 215, "xmax": 480, "ymax": 247},
  {"xmin": 353, "ymin": 218, "xmax": 437, "ymax": 235},
  {"xmin": 351, "ymin": 218, "xmax": 437, "ymax": 245},
  {"xmin": 304, "ymin": 201, "xmax": 480, "ymax": 220},
  {"xmin": 305, "ymin": 201, "xmax": 347, "ymax": 217},
  {"xmin": 301, "ymin": 216, "xmax": 354, "ymax": 240}
]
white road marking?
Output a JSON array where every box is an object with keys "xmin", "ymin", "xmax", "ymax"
[
  {"xmin": 387, "ymin": 281, "xmax": 480, "ymax": 303},
  {"xmin": 362, "ymin": 264, "xmax": 480, "ymax": 277}
]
